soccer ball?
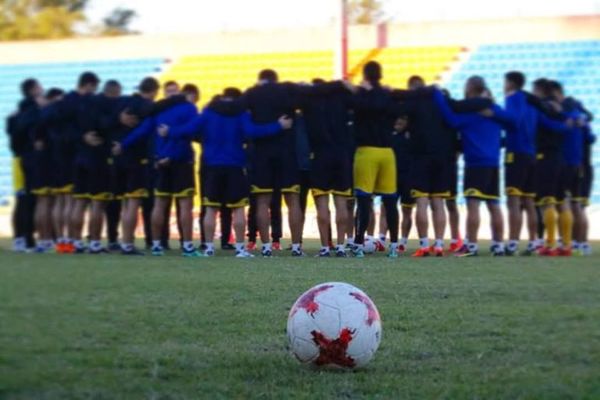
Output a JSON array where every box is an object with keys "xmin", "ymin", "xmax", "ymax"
[
  {"xmin": 363, "ymin": 238, "xmax": 376, "ymax": 254},
  {"xmin": 287, "ymin": 282, "xmax": 382, "ymax": 369}
]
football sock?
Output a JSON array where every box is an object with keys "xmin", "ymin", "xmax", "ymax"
[
  {"xmin": 13, "ymin": 237, "xmax": 26, "ymax": 251},
  {"xmin": 346, "ymin": 237, "xmax": 355, "ymax": 246},
  {"xmin": 292, "ymin": 243, "xmax": 301, "ymax": 252},
  {"xmin": 559, "ymin": 210, "xmax": 573, "ymax": 248},
  {"xmin": 399, "ymin": 237, "xmax": 408, "ymax": 246},
  {"xmin": 74, "ymin": 240, "xmax": 85, "ymax": 250},
  {"xmin": 235, "ymin": 243, "xmax": 245, "ymax": 252},
  {"xmin": 205, "ymin": 242, "xmax": 215, "ymax": 252},
  {"xmin": 58, "ymin": 237, "xmax": 67, "ymax": 245},
  {"xmin": 262, "ymin": 243, "xmax": 272, "ymax": 251},
  {"xmin": 90, "ymin": 240, "xmax": 102, "ymax": 251},
  {"xmin": 507, "ymin": 240, "xmax": 518, "ymax": 252},
  {"xmin": 572, "ymin": 240, "xmax": 580, "ymax": 250},
  {"xmin": 152, "ymin": 240, "xmax": 161, "ymax": 248},
  {"xmin": 320, "ymin": 246, "xmax": 330, "ymax": 253},
  {"xmin": 336, "ymin": 244, "xmax": 345, "ymax": 252},
  {"xmin": 382, "ymin": 196, "xmax": 399, "ymax": 243},
  {"xmin": 379, "ymin": 234, "xmax": 386, "ymax": 242},
  {"xmin": 467, "ymin": 242, "xmax": 479, "ymax": 252},
  {"xmin": 183, "ymin": 241, "xmax": 195, "ymax": 252},
  {"xmin": 434, "ymin": 239, "xmax": 443, "ymax": 249},
  {"xmin": 534, "ymin": 238, "xmax": 544, "ymax": 249},
  {"xmin": 419, "ymin": 238, "xmax": 429, "ymax": 249},
  {"xmin": 527, "ymin": 241, "xmax": 536, "ymax": 251},
  {"xmin": 390, "ymin": 242, "xmax": 398, "ymax": 251},
  {"xmin": 543, "ymin": 207, "xmax": 558, "ymax": 247},
  {"xmin": 355, "ymin": 196, "xmax": 371, "ymax": 245},
  {"xmin": 581, "ymin": 242, "xmax": 591, "ymax": 255},
  {"xmin": 121, "ymin": 243, "xmax": 134, "ymax": 252},
  {"xmin": 492, "ymin": 241, "xmax": 505, "ymax": 252}
]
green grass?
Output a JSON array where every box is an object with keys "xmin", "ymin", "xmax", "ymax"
[{"xmin": 1, "ymin": 241, "xmax": 600, "ymax": 399}]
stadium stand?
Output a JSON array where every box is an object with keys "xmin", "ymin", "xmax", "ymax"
[
  {"xmin": 445, "ymin": 40, "xmax": 600, "ymax": 204},
  {"xmin": 0, "ymin": 58, "xmax": 168, "ymax": 203}
]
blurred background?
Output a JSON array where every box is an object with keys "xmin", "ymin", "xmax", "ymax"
[{"xmin": 1, "ymin": 0, "xmax": 599, "ymax": 237}]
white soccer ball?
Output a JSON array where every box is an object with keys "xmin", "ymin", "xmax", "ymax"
[
  {"xmin": 363, "ymin": 238, "xmax": 376, "ymax": 254},
  {"xmin": 287, "ymin": 282, "xmax": 382, "ymax": 369}
]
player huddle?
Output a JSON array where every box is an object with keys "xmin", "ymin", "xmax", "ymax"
[{"xmin": 6, "ymin": 61, "xmax": 595, "ymax": 258}]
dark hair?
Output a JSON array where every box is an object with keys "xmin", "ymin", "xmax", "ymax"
[
  {"xmin": 258, "ymin": 69, "xmax": 278, "ymax": 83},
  {"xmin": 466, "ymin": 75, "xmax": 487, "ymax": 95},
  {"xmin": 533, "ymin": 78, "xmax": 552, "ymax": 97},
  {"xmin": 363, "ymin": 61, "xmax": 382, "ymax": 84},
  {"xmin": 78, "ymin": 71, "xmax": 100, "ymax": 88},
  {"xmin": 164, "ymin": 80, "xmax": 179, "ymax": 89},
  {"xmin": 104, "ymin": 79, "xmax": 121, "ymax": 89},
  {"xmin": 408, "ymin": 75, "xmax": 425, "ymax": 87},
  {"xmin": 46, "ymin": 88, "xmax": 64, "ymax": 100},
  {"xmin": 312, "ymin": 78, "xmax": 326, "ymax": 85},
  {"xmin": 139, "ymin": 77, "xmax": 159, "ymax": 94},
  {"xmin": 505, "ymin": 71, "xmax": 526, "ymax": 90},
  {"xmin": 548, "ymin": 80, "xmax": 563, "ymax": 95},
  {"xmin": 182, "ymin": 83, "xmax": 199, "ymax": 97},
  {"xmin": 223, "ymin": 87, "xmax": 242, "ymax": 98},
  {"xmin": 20, "ymin": 78, "xmax": 39, "ymax": 97}
]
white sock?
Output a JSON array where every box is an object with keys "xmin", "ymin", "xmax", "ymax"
[
  {"xmin": 235, "ymin": 243, "xmax": 245, "ymax": 252},
  {"xmin": 90, "ymin": 240, "xmax": 102, "ymax": 251},
  {"xmin": 467, "ymin": 242, "xmax": 479, "ymax": 252},
  {"xmin": 492, "ymin": 241, "xmax": 505, "ymax": 252},
  {"xmin": 434, "ymin": 239, "xmax": 443, "ymax": 248},
  {"xmin": 320, "ymin": 246, "xmax": 330, "ymax": 253},
  {"xmin": 58, "ymin": 237, "xmax": 67, "ymax": 244},
  {"xmin": 366, "ymin": 235, "xmax": 374, "ymax": 242},
  {"xmin": 292, "ymin": 243, "xmax": 301, "ymax": 252},
  {"xmin": 152, "ymin": 240, "xmax": 161, "ymax": 248},
  {"xmin": 336, "ymin": 244, "xmax": 345, "ymax": 251},
  {"xmin": 379, "ymin": 234, "xmax": 386, "ymax": 242},
  {"xmin": 419, "ymin": 238, "xmax": 429, "ymax": 249},
  {"xmin": 347, "ymin": 237, "xmax": 354, "ymax": 245},
  {"xmin": 399, "ymin": 237, "xmax": 408, "ymax": 246},
  {"xmin": 390, "ymin": 242, "xmax": 398, "ymax": 250},
  {"xmin": 527, "ymin": 241, "xmax": 536, "ymax": 251},
  {"xmin": 74, "ymin": 240, "xmax": 85, "ymax": 249},
  {"xmin": 262, "ymin": 243, "xmax": 272, "ymax": 251},
  {"xmin": 572, "ymin": 240, "xmax": 580, "ymax": 250},
  {"xmin": 183, "ymin": 241, "xmax": 195, "ymax": 251},
  {"xmin": 508, "ymin": 240, "xmax": 518, "ymax": 251},
  {"xmin": 206, "ymin": 242, "xmax": 215, "ymax": 252},
  {"xmin": 121, "ymin": 243, "xmax": 134, "ymax": 252}
]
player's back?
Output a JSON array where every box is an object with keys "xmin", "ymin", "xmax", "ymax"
[{"xmin": 244, "ymin": 82, "xmax": 296, "ymax": 151}]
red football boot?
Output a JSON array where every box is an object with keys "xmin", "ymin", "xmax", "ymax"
[
  {"xmin": 538, "ymin": 246, "xmax": 559, "ymax": 257},
  {"xmin": 411, "ymin": 247, "xmax": 430, "ymax": 257},
  {"xmin": 449, "ymin": 239, "xmax": 464, "ymax": 253}
]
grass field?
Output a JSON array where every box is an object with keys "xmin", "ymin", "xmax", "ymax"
[{"xmin": 1, "ymin": 240, "xmax": 600, "ymax": 399}]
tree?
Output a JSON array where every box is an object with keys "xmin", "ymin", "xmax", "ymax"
[
  {"xmin": 348, "ymin": 0, "xmax": 384, "ymax": 25},
  {"xmin": 0, "ymin": 0, "xmax": 137, "ymax": 41},
  {"xmin": 101, "ymin": 7, "xmax": 137, "ymax": 36}
]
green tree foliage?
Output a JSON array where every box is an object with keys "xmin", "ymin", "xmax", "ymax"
[
  {"xmin": 0, "ymin": 0, "xmax": 136, "ymax": 41},
  {"xmin": 348, "ymin": 0, "xmax": 384, "ymax": 25}
]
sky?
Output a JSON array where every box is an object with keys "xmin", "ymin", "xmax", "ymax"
[{"xmin": 86, "ymin": 0, "xmax": 600, "ymax": 34}]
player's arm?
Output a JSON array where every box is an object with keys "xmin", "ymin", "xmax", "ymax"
[
  {"xmin": 450, "ymin": 97, "xmax": 493, "ymax": 113},
  {"xmin": 432, "ymin": 89, "xmax": 468, "ymax": 129},
  {"xmin": 484, "ymin": 105, "xmax": 517, "ymax": 130},
  {"xmin": 537, "ymin": 110, "xmax": 571, "ymax": 134},
  {"xmin": 121, "ymin": 116, "xmax": 155, "ymax": 149},
  {"xmin": 167, "ymin": 114, "xmax": 207, "ymax": 141},
  {"xmin": 242, "ymin": 113, "xmax": 290, "ymax": 138}
]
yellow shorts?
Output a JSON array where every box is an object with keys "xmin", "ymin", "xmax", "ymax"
[
  {"xmin": 12, "ymin": 157, "xmax": 25, "ymax": 194},
  {"xmin": 353, "ymin": 147, "xmax": 397, "ymax": 195}
]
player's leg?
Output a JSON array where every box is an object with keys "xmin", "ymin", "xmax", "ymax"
[
  {"xmin": 202, "ymin": 206, "xmax": 217, "ymax": 256},
  {"xmin": 247, "ymin": 194, "xmax": 258, "ymax": 250},
  {"xmin": 459, "ymin": 198, "xmax": 480, "ymax": 256},
  {"xmin": 121, "ymin": 198, "xmax": 142, "ymax": 254},
  {"xmin": 69, "ymin": 197, "xmax": 87, "ymax": 252},
  {"xmin": 220, "ymin": 207, "xmax": 233, "ymax": 250},
  {"xmin": 284, "ymin": 192, "xmax": 304, "ymax": 255},
  {"xmin": 446, "ymin": 199, "xmax": 461, "ymax": 252},
  {"xmin": 88, "ymin": 199, "xmax": 108, "ymax": 253},
  {"xmin": 352, "ymin": 147, "xmax": 379, "ymax": 257},
  {"xmin": 52, "ymin": 194, "xmax": 65, "ymax": 251},
  {"xmin": 270, "ymin": 190, "xmax": 282, "ymax": 249},
  {"xmin": 256, "ymin": 193, "xmax": 273, "ymax": 254},
  {"xmin": 314, "ymin": 194, "xmax": 331, "ymax": 253},
  {"xmin": 506, "ymin": 195, "xmax": 522, "ymax": 254},
  {"xmin": 33, "ymin": 194, "xmax": 52, "ymax": 252},
  {"xmin": 333, "ymin": 195, "xmax": 350, "ymax": 257},
  {"xmin": 378, "ymin": 204, "xmax": 387, "ymax": 247},
  {"xmin": 488, "ymin": 200, "xmax": 505, "ymax": 255},
  {"xmin": 105, "ymin": 199, "xmax": 121, "ymax": 250},
  {"xmin": 151, "ymin": 196, "xmax": 169, "ymax": 255}
]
